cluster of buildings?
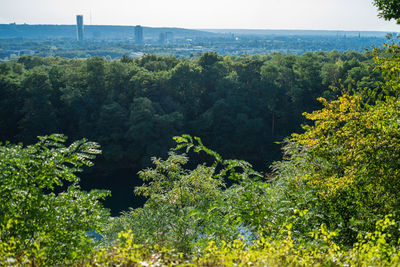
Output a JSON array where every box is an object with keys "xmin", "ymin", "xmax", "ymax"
[
  {"xmin": 158, "ymin": 31, "xmax": 174, "ymax": 45},
  {"xmin": 75, "ymin": 15, "xmax": 173, "ymax": 44},
  {"xmin": 0, "ymin": 49, "xmax": 35, "ymax": 61}
]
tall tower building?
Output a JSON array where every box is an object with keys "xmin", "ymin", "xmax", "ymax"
[
  {"xmin": 135, "ymin": 25, "xmax": 143, "ymax": 44},
  {"xmin": 76, "ymin": 15, "xmax": 84, "ymax": 41}
]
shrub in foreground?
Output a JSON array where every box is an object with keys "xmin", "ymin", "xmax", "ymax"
[
  {"xmin": 0, "ymin": 134, "xmax": 110, "ymax": 265},
  {"xmin": 83, "ymin": 215, "xmax": 400, "ymax": 266}
]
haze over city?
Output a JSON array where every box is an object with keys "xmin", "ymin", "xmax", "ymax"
[{"xmin": 1, "ymin": 0, "xmax": 399, "ymax": 31}]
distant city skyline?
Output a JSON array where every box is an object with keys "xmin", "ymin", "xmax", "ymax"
[{"xmin": 1, "ymin": 0, "xmax": 399, "ymax": 32}]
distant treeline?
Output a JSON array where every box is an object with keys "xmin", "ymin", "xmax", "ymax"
[
  {"xmin": 0, "ymin": 52, "xmax": 382, "ymax": 212},
  {"xmin": 0, "ymin": 24, "xmax": 214, "ymax": 40},
  {"xmin": 0, "ymin": 35, "xmax": 390, "ymax": 60},
  {"xmin": 0, "ymin": 24, "xmax": 391, "ymax": 40}
]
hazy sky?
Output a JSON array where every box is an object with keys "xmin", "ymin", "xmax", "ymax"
[{"xmin": 1, "ymin": 0, "xmax": 399, "ymax": 31}]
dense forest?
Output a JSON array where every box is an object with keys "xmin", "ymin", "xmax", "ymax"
[
  {"xmin": 1, "ymin": 0, "xmax": 400, "ymax": 265},
  {"xmin": 0, "ymin": 50, "xmax": 381, "ymax": 212}
]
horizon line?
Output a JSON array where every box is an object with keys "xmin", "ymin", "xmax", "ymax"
[{"xmin": 1, "ymin": 23, "xmax": 398, "ymax": 33}]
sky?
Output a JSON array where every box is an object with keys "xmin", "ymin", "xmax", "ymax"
[{"xmin": 0, "ymin": 0, "xmax": 399, "ymax": 31}]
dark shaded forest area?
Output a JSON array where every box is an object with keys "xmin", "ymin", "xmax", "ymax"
[{"xmin": 0, "ymin": 51, "xmax": 381, "ymax": 213}]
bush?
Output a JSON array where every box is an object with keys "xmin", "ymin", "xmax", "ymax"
[
  {"xmin": 0, "ymin": 134, "xmax": 110, "ymax": 265},
  {"xmin": 89, "ymin": 215, "xmax": 400, "ymax": 266},
  {"xmin": 104, "ymin": 135, "xmax": 271, "ymax": 253}
]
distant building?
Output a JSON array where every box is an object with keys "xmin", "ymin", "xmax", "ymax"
[
  {"xmin": 76, "ymin": 15, "xmax": 84, "ymax": 41},
  {"xmin": 135, "ymin": 25, "xmax": 143, "ymax": 43},
  {"xmin": 159, "ymin": 32, "xmax": 165, "ymax": 44},
  {"xmin": 20, "ymin": 50, "xmax": 35, "ymax": 56},
  {"xmin": 7, "ymin": 50, "xmax": 35, "ymax": 57},
  {"xmin": 158, "ymin": 31, "xmax": 173, "ymax": 45},
  {"xmin": 165, "ymin": 31, "xmax": 174, "ymax": 44}
]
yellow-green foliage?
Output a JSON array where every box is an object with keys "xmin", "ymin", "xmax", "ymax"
[
  {"xmin": 3, "ymin": 208, "xmax": 399, "ymax": 266},
  {"xmin": 80, "ymin": 230, "xmax": 187, "ymax": 266},
  {"xmin": 76, "ymin": 216, "xmax": 399, "ymax": 267},
  {"xmin": 274, "ymin": 42, "xmax": 400, "ymax": 243}
]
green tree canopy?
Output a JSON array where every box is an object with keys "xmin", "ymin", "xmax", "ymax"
[{"xmin": 373, "ymin": 0, "xmax": 400, "ymax": 23}]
